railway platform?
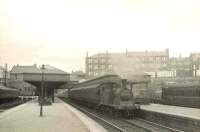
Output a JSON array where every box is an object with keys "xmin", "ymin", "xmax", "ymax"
[
  {"xmin": 0, "ymin": 98, "xmax": 107, "ymax": 132},
  {"xmin": 139, "ymin": 103, "xmax": 200, "ymax": 132},
  {"xmin": 141, "ymin": 103, "xmax": 200, "ymax": 120}
]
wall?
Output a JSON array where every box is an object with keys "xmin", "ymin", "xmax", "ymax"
[
  {"xmin": 136, "ymin": 110, "xmax": 200, "ymax": 132},
  {"xmin": 10, "ymin": 73, "xmax": 24, "ymax": 81}
]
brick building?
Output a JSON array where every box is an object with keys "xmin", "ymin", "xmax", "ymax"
[{"xmin": 85, "ymin": 49, "xmax": 170, "ymax": 78}]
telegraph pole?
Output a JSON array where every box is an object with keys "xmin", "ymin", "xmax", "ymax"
[{"xmin": 40, "ymin": 64, "xmax": 45, "ymax": 117}]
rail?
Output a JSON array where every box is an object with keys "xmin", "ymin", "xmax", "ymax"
[
  {"xmin": 123, "ymin": 118, "xmax": 184, "ymax": 132},
  {"xmin": 63, "ymin": 99, "xmax": 127, "ymax": 132},
  {"xmin": 61, "ymin": 98, "xmax": 183, "ymax": 132}
]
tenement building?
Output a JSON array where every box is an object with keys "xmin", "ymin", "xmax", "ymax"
[
  {"xmin": 85, "ymin": 49, "xmax": 171, "ymax": 78},
  {"xmin": 169, "ymin": 57, "xmax": 192, "ymax": 77},
  {"xmin": 190, "ymin": 53, "xmax": 200, "ymax": 77}
]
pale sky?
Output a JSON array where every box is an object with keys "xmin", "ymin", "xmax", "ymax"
[{"xmin": 0, "ymin": 0, "xmax": 200, "ymax": 72}]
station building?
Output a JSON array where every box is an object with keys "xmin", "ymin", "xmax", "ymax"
[{"xmin": 10, "ymin": 64, "xmax": 70, "ymax": 102}]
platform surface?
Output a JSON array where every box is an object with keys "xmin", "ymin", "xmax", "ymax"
[
  {"xmin": 0, "ymin": 98, "xmax": 107, "ymax": 132},
  {"xmin": 141, "ymin": 103, "xmax": 200, "ymax": 120}
]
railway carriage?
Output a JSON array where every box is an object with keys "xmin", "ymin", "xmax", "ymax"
[
  {"xmin": 7, "ymin": 81, "xmax": 36, "ymax": 101},
  {"xmin": 0, "ymin": 85, "xmax": 19, "ymax": 104},
  {"xmin": 162, "ymin": 83, "xmax": 200, "ymax": 108}
]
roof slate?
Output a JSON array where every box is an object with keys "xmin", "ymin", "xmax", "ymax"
[{"xmin": 10, "ymin": 65, "xmax": 68, "ymax": 74}]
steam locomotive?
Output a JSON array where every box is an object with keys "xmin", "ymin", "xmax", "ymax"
[{"xmin": 68, "ymin": 74, "xmax": 150, "ymax": 117}]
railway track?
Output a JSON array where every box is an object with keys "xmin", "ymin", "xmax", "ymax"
[
  {"xmin": 123, "ymin": 119, "xmax": 184, "ymax": 132},
  {"xmin": 0, "ymin": 100, "xmax": 22, "ymax": 110},
  {"xmin": 62, "ymin": 98, "xmax": 127, "ymax": 132},
  {"xmin": 61, "ymin": 98, "xmax": 183, "ymax": 132}
]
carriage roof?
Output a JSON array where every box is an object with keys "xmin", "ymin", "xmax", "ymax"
[
  {"xmin": 72, "ymin": 73, "xmax": 150, "ymax": 89},
  {"xmin": 0, "ymin": 85, "xmax": 19, "ymax": 91}
]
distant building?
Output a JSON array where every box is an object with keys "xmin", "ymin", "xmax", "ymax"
[
  {"xmin": 168, "ymin": 53, "xmax": 200, "ymax": 77},
  {"xmin": 0, "ymin": 65, "xmax": 9, "ymax": 84},
  {"xmin": 85, "ymin": 49, "xmax": 170, "ymax": 78},
  {"xmin": 190, "ymin": 53, "xmax": 200, "ymax": 77},
  {"xmin": 0, "ymin": 66, "xmax": 4, "ymax": 84},
  {"xmin": 168, "ymin": 57, "xmax": 192, "ymax": 77}
]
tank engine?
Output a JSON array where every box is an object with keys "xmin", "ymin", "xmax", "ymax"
[{"xmin": 69, "ymin": 74, "xmax": 138, "ymax": 117}]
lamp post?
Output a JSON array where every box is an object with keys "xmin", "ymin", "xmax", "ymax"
[
  {"xmin": 4, "ymin": 64, "xmax": 7, "ymax": 86},
  {"xmin": 40, "ymin": 64, "xmax": 45, "ymax": 117}
]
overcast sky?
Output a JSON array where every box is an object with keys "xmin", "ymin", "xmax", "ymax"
[{"xmin": 0, "ymin": 0, "xmax": 200, "ymax": 72}]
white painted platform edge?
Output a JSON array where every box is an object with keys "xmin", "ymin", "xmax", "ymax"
[
  {"xmin": 0, "ymin": 101, "xmax": 33, "ymax": 119},
  {"xmin": 141, "ymin": 103, "xmax": 200, "ymax": 120}
]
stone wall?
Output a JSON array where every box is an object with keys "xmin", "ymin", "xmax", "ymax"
[{"xmin": 136, "ymin": 109, "xmax": 200, "ymax": 132}]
